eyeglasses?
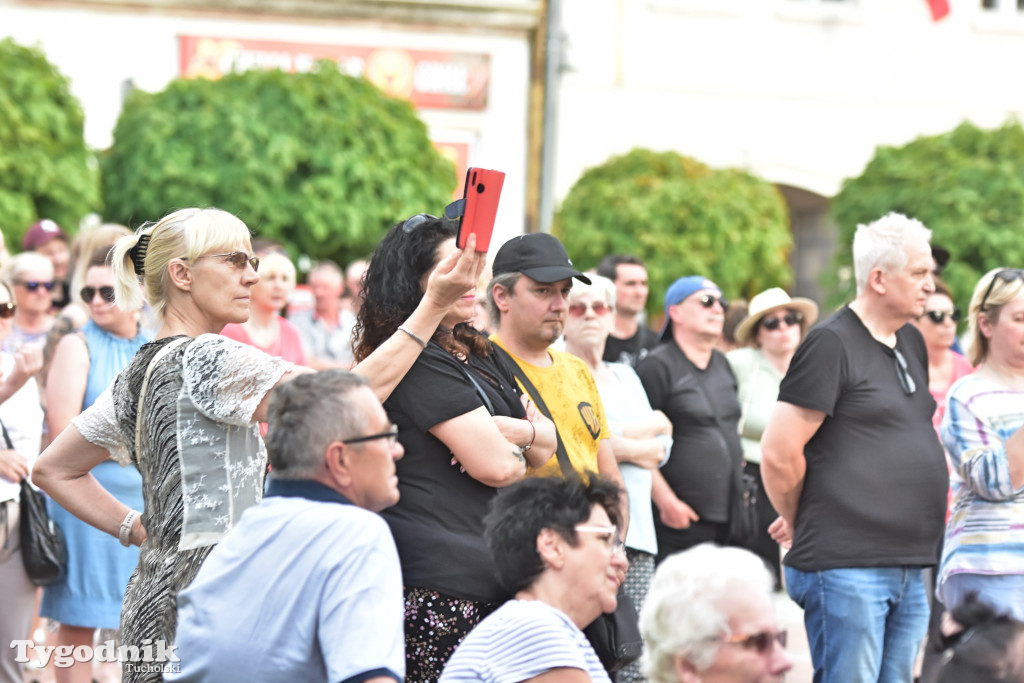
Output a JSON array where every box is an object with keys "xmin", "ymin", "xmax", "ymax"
[
  {"xmin": 574, "ymin": 524, "xmax": 626, "ymax": 556},
  {"xmin": 15, "ymin": 280, "xmax": 55, "ymax": 292},
  {"xmin": 979, "ymin": 268, "xmax": 1024, "ymax": 312},
  {"xmin": 761, "ymin": 311, "xmax": 803, "ymax": 331},
  {"xmin": 402, "ymin": 213, "xmax": 437, "ymax": 233},
  {"xmin": 194, "ymin": 252, "xmax": 260, "ymax": 272},
  {"xmin": 892, "ymin": 347, "xmax": 917, "ymax": 395},
  {"xmin": 568, "ymin": 301, "xmax": 611, "ymax": 317},
  {"xmin": 922, "ymin": 308, "xmax": 961, "ymax": 324},
  {"xmin": 698, "ymin": 294, "xmax": 729, "ymax": 310},
  {"xmin": 342, "ymin": 424, "xmax": 399, "ymax": 447},
  {"xmin": 80, "ymin": 286, "xmax": 117, "ymax": 304},
  {"xmin": 721, "ymin": 630, "xmax": 788, "ymax": 654},
  {"xmin": 0, "ymin": 303, "xmax": 15, "ymax": 319}
]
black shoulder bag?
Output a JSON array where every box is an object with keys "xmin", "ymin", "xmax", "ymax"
[
  {"xmin": 491, "ymin": 345, "xmax": 644, "ymax": 674},
  {"xmin": 685, "ymin": 355, "xmax": 759, "ymax": 548},
  {"xmin": 5, "ymin": 419, "xmax": 67, "ymax": 586}
]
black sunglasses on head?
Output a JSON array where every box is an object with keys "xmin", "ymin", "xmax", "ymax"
[
  {"xmin": 80, "ymin": 286, "xmax": 116, "ymax": 304},
  {"xmin": 979, "ymin": 269, "xmax": 1024, "ymax": 312}
]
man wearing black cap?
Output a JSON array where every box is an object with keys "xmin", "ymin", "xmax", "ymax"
[{"xmin": 486, "ymin": 233, "xmax": 627, "ymax": 529}]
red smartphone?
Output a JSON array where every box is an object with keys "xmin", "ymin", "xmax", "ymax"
[{"xmin": 455, "ymin": 167, "xmax": 505, "ymax": 252}]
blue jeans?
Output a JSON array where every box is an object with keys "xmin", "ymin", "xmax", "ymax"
[
  {"xmin": 785, "ymin": 565, "xmax": 930, "ymax": 683},
  {"xmin": 940, "ymin": 572, "xmax": 1024, "ymax": 621}
]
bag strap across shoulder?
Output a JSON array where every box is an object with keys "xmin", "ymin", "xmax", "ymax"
[
  {"xmin": 491, "ymin": 344, "xmax": 577, "ymax": 480},
  {"xmin": 135, "ymin": 337, "xmax": 189, "ymax": 457}
]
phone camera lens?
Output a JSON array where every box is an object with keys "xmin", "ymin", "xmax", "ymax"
[{"xmin": 476, "ymin": 183, "xmax": 485, "ymax": 193}]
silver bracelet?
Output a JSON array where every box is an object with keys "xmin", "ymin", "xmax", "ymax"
[
  {"xmin": 397, "ymin": 325, "xmax": 427, "ymax": 349},
  {"xmin": 119, "ymin": 509, "xmax": 140, "ymax": 547}
]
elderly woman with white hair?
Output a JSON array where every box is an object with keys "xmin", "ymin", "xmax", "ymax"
[
  {"xmin": 32, "ymin": 207, "xmax": 486, "ymax": 683},
  {"xmin": 641, "ymin": 543, "xmax": 792, "ymax": 683},
  {"xmin": 0, "ymin": 250, "xmax": 56, "ymax": 354},
  {"xmin": 563, "ymin": 273, "xmax": 672, "ymax": 683}
]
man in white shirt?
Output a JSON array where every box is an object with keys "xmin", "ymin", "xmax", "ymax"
[{"xmin": 169, "ymin": 370, "xmax": 405, "ymax": 683}]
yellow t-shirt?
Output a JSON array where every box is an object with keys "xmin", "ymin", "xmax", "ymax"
[{"xmin": 490, "ymin": 336, "xmax": 609, "ymax": 479}]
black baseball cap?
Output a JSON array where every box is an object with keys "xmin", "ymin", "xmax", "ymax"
[{"xmin": 492, "ymin": 233, "xmax": 592, "ymax": 285}]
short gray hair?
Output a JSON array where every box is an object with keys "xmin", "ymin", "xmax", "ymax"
[
  {"xmin": 486, "ymin": 271, "xmax": 522, "ymax": 331},
  {"xmin": 265, "ymin": 370, "xmax": 370, "ymax": 479},
  {"xmin": 641, "ymin": 544, "xmax": 775, "ymax": 682},
  {"xmin": 852, "ymin": 212, "xmax": 932, "ymax": 294}
]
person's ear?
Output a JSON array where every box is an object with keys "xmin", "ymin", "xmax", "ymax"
[
  {"xmin": 167, "ymin": 259, "xmax": 193, "ymax": 292},
  {"xmin": 868, "ymin": 267, "xmax": 887, "ymax": 296},
  {"xmin": 324, "ymin": 441, "xmax": 353, "ymax": 489},
  {"xmin": 536, "ymin": 528, "xmax": 565, "ymax": 570},
  {"xmin": 492, "ymin": 283, "xmax": 512, "ymax": 316},
  {"xmin": 673, "ymin": 653, "xmax": 702, "ymax": 683},
  {"xmin": 978, "ymin": 310, "xmax": 996, "ymax": 339}
]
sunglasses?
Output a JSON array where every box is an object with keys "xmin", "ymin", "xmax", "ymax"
[
  {"xmin": 15, "ymin": 280, "xmax": 55, "ymax": 292},
  {"xmin": 568, "ymin": 301, "xmax": 611, "ymax": 317},
  {"xmin": 402, "ymin": 213, "xmax": 438, "ymax": 233},
  {"xmin": 721, "ymin": 630, "xmax": 788, "ymax": 654},
  {"xmin": 761, "ymin": 311, "xmax": 803, "ymax": 331},
  {"xmin": 893, "ymin": 347, "xmax": 917, "ymax": 396},
  {"xmin": 80, "ymin": 286, "xmax": 117, "ymax": 304},
  {"xmin": 698, "ymin": 294, "xmax": 730, "ymax": 310},
  {"xmin": 195, "ymin": 252, "xmax": 260, "ymax": 272},
  {"xmin": 922, "ymin": 308, "xmax": 961, "ymax": 324},
  {"xmin": 0, "ymin": 303, "xmax": 15, "ymax": 319},
  {"xmin": 979, "ymin": 268, "xmax": 1024, "ymax": 312},
  {"xmin": 342, "ymin": 424, "xmax": 399, "ymax": 447}
]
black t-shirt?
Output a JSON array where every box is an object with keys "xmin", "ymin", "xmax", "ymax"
[
  {"xmin": 636, "ymin": 342, "xmax": 742, "ymax": 528},
  {"xmin": 382, "ymin": 340, "xmax": 525, "ymax": 603},
  {"xmin": 603, "ymin": 324, "xmax": 659, "ymax": 367},
  {"xmin": 778, "ymin": 306, "xmax": 948, "ymax": 571}
]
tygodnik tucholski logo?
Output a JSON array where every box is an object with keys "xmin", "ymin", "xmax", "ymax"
[{"xmin": 10, "ymin": 638, "xmax": 180, "ymax": 674}]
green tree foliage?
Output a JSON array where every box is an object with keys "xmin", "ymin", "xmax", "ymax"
[
  {"xmin": 553, "ymin": 148, "xmax": 793, "ymax": 315},
  {"xmin": 101, "ymin": 61, "xmax": 456, "ymax": 265},
  {"xmin": 830, "ymin": 120, "xmax": 1024, "ymax": 309},
  {"xmin": 0, "ymin": 38, "xmax": 97, "ymax": 248}
]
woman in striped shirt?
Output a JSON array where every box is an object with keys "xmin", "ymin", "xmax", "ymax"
[{"xmin": 939, "ymin": 267, "xmax": 1024, "ymax": 620}]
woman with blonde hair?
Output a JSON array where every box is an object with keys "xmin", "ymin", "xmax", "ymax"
[
  {"xmin": 938, "ymin": 267, "xmax": 1024, "ymax": 620},
  {"xmin": 33, "ymin": 207, "xmax": 485, "ymax": 682}
]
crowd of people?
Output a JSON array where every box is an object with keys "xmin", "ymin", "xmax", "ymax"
[{"xmin": 0, "ymin": 206, "xmax": 1021, "ymax": 683}]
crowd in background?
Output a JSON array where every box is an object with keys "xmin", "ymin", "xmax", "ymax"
[{"xmin": 0, "ymin": 207, "xmax": 1021, "ymax": 683}]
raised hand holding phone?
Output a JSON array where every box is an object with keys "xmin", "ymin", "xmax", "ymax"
[{"xmin": 448, "ymin": 167, "xmax": 505, "ymax": 253}]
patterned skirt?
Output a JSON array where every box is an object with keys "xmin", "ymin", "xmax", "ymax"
[{"xmin": 404, "ymin": 585, "xmax": 501, "ymax": 682}]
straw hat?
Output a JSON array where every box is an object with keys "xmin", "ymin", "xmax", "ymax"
[{"xmin": 733, "ymin": 287, "xmax": 818, "ymax": 345}]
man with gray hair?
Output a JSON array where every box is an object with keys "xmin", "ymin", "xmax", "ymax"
[
  {"xmin": 169, "ymin": 370, "xmax": 405, "ymax": 683},
  {"xmin": 640, "ymin": 543, "xmax": 793, "ymax": 682},
  {"xmin": 761, "ymin": 212, "xmax": 949, "ymax": 682}
]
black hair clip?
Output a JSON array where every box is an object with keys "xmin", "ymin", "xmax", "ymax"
[{"xmin": 129, "ymin": 234, "xmax": 150, "ymax": 275}]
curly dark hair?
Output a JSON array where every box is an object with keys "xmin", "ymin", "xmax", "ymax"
[
  {"xmin": 353, "ymin": 215, "xmax": 490, "ymax": 362},
  {"xmin": 936, "ymin": 593, "xmax": 1024, "ymax": 683},
  {"xmin": 484, "ymin": 475, "xmax": 623, "ymax": 595}
]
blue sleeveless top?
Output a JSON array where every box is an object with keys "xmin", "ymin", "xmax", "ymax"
[{"xmin": 82, "ymin": 319, "xmax": 152, "ymax": 409}]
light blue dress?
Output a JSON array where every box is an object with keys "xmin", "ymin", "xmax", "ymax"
[{"xmin": 40, "ymin": 320, "xmax": 151, "ymax": 629}]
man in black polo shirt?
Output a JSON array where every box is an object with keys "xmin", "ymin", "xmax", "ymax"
[{"xmin": 762, "ymin": 212, "xmax": 949, "ymax": 683}]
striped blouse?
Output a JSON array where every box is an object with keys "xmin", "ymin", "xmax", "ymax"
[{"xmin": 938, "ymin": 373, "xmax": 1024, "ymax": 586}]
